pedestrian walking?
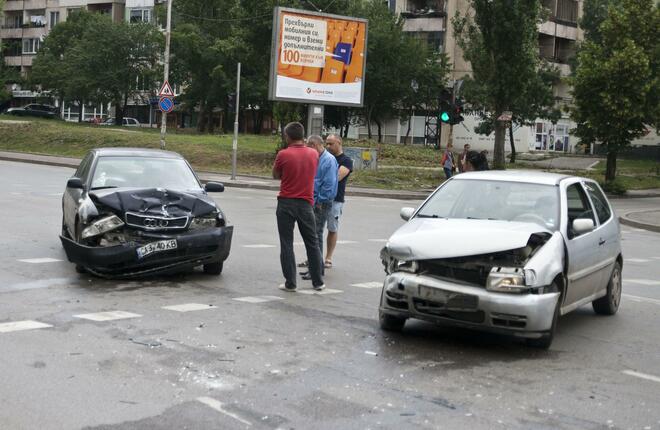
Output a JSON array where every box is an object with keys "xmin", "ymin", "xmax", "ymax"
[
  {"xmin": 323, "ymin": 134, "xmax": 353, "ymax": 268},
  {"xmin": 300, "ymin": 134, "xmax": 338, "ymax": 281},
  {"xmin": 441, "ymin": 143, "xmax": 456, "ymax": 179},
  {"xmin": 463, "ymin": 150, "xmax": 490, "ymax": 171},
  {"xmin": 458, "ymin": 143, "xmax": 470, "ymax": 173},
  {"xmin": 272, "ymin": 122, "xmax": 325, "ymax": 292}
]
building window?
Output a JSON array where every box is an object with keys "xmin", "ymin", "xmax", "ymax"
[
  {"xmin": 130, "ymin": 9, "xmax": 152, "ymax": 23},
  {"xmin": 22, "ymin": 38, "xmax": 41, "ymax": 54},
  {"xmin": 49, "ymin": 11, "xmax": 60, "ymax": 29},
  {"xmin": 413, "ymin": 31, "xmax": 444, "ymax": 53},
  {"xmin": 534, "ymin": 122, "xmax": 571, "ymax": 152}
]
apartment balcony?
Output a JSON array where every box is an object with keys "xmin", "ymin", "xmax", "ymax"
[
  {"xmin": 538, "ymin": 20, "xmax": 578, "ymax": 40},
  {"xmin": 402, "ymin": 0, "xmax": 446, "ymax": 18},
  {"xmin": 4, "ymin": 55, "xmax": 34, "ymax": 67},
  {"xmin": 0, "ymin": 27, "xmax": 24, "ymax": 38},
  {"xmin": 22, "ymin": 26, "xmax": 47, "ymax": 38},
  {"xmin": 23, "ymin": 0, "xmax": 47, "ymax": 10},
  {"xmin": 542, "ymin": 0, "xmax": 578, "ymax": 25},
  {"xmin": 3, "ymin": 1, "xmax": 25, "ymax": 12}
]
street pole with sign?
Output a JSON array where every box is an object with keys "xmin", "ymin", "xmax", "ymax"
[
  {"xmin": 231, "ymin": 62, "xmax": 241, "ymax": 180},
  {"xmin": 159, "ymin": 0, "xmax": 173, "ymax": 150}
]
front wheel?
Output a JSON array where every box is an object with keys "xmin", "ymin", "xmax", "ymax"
[
  {"xmin": 203, "ymin": 261, "xmax": 223, "ymax": 275},
  {"xmin": 379, "ymin": 311, "xmax": 406, "ymax": 332},
  {"xmin": 592, "ymin": 261, "xmax": 622, "ymax": 315}
]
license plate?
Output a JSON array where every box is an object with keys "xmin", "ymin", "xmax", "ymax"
[
  {"xmin": 136, "ymin": 239, "xmax": 177, "ymax": 259},
  {"xmin": 418, "ymin": 286, "xmax": 478, "ymax": 310}
]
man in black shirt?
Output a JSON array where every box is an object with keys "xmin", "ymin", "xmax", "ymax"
[{"xmin": 323, "ymin": 134, "xmax": 353, "ymax": 268}]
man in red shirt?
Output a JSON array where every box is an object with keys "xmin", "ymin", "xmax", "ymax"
[{"xmin": 272, "ymin": 122, "xmax": 325, "ymax": 292}]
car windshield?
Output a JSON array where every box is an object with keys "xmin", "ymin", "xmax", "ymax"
[
  {"xmin": 416, "ymin": 179, "xmax": 560, "ymax": 230},
  {"xmin": 91, "ymin": 156, "xmax": 201, "ymax": 191}
]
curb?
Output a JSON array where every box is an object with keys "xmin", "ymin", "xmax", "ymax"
[{"xmin": 619, "ymin": 210, "xmax": 660, "ymax": 234}]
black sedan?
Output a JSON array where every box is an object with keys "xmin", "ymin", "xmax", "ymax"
[
  {"xmin": 60, "ymin": 148, "xmax": 233, "ymax": 277},
  {"xmin": 6, "ymin": 103, "xmax": 57, "ymax": 119}
]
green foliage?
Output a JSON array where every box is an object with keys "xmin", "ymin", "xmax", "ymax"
[
  {"xmin": 599, "ymin": 178, "xmax": 628, "ymax": 195},
  {"xmin": 453, "ymin": 0, "xmax": 557, "ymax": 169},
  {"xmin": 571, "ymin": 0, "xmax": 660, "ymax": 181}
]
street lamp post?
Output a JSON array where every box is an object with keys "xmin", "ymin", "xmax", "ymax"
[{"xmin": 159, "ymin": 0, "xmax": 173, "ymax": 150}]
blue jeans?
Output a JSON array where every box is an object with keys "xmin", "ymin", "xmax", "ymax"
[
  {"xmin": 276, "ymin": 198, "xmax": 323, "ymax": 288},
  {"xmin": 444, "ymin": 167, "xmax": 453, "ymax": 179},
  {"xmin": 314, "ymin": 201, "xmax": 333, "ymax": 271}
]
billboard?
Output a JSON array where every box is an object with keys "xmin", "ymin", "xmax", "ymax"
[{"xmin": 268, "ymin": 7, "xmax": 368, "ymax": 107}]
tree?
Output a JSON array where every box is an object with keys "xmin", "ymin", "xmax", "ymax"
[
  {"xmin": 570, "ymin": 0, "xmax": 659, "ymax": 182},
  {"xmin": 453, "ymin": 0, "xmax": 556, "ymax": 169}
]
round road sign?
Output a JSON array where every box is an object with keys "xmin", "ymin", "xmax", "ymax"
[{"xmin": 159, "ymin": 97, "xmax": 174, "ymax": 113}]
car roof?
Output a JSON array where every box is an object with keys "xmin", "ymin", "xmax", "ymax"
[
  {"xmin": 452, "ymin": 170, "xmax": 573, "ymax": 186},
  {"xmin": 93, "ymin": 148, "xmax": 183, "ymax": 159}
]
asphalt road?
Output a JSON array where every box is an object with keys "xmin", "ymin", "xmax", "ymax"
[{"xmin": 1, "ymin": 160, "xmax": 659, "ymax": 430}]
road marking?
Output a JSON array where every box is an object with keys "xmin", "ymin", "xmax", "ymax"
[
  {"xmin": 10, "ymin": 192, "xmax": 22, "ymax": 196},
  {"xmin": 0, "ymin": 320, "xmax": 52, "ymax": 333},
  {"xmin": 294, "ymin": 241, "xmax": 304, "ymax": 246},
  {"xmin": 625, "ymin": 258, "xmax": 650, "ymax": 263},
  {"xmin": 623, "ymin": 294, "xmax": 660, "ymax": 306},
  {"xmin": 351, "ymin": 282, "xmax": 383, "ymax": 289},
  {"xmin": 624, "ymin": 279, "xmax": 660, "ymax": 286},
  {"xmin": 233, "ymin": 296, "xmax": 284, "ymax": 304},
  {"xmin": 18, "ymin": 258, "xmax": 62, "ymax": 264},
  {"xmin": 48, "ymin": 193, "xmax": 62, "ymax": 197},
  {"xmin": 73, "ymin": 311, "xmax": 142, "ymax": 322},
  {"xmin": 162, "ymin": 303, "xmax": 217, "ymax": 312},
  {"xmin": 368, "ymin": 239, "xmax": 388, "ymax": 243},
  {"xmin": 197, "ymin": 397, "xmax": 252, "ymax": 426},
  {"xmin": 622, "ymin": 370, "xmax": 660, "ymax": 384},
  {"xmin": 242, "ymin": 244, "xmax": 275, "ymax": 249},
  {"xmin": 297, "ymin": 288, "xmax": 343, "ymax": 295}
]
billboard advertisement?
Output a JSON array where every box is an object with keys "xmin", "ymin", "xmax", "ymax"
[{"xmin": 268, "ymin": 7, "xmax": 368, "ymax": 107}]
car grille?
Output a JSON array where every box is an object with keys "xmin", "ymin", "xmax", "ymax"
[
  {"xmin": 125, "ymin": 212, "xmax": 189, "ymax": 231},
  {"xmin": 413, "ymin": 298, "xmax": 485, "ymax": 323},
  {"xmin": 420, "ymin": 260, "xmax": 489, "ymax": 287}
]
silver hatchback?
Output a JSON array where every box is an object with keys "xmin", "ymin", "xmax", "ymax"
[{"xmin": 379, "ymin": 171, "xmax": 622, "ymax": 348}]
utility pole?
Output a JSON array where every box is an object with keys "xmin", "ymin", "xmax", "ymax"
[
  {"xmin": 159, "ymin": 0, "xmax": 173, "ymax": 150},
  {"xmin": 231, "ymin": 62, "xmax": 241, "ymax": 180}
]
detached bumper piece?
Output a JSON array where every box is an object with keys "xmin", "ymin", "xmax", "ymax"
[
  {"xmin": 60, "ymin": 226, "xmax": 233, "ymax": 278},
  {"xmin": 379, "ymin": 272, "xmax": 559, "ymax": 338}
]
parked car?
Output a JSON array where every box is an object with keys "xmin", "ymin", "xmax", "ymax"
[
  {"xmin": 101, "ymin": 117, "xmax": 141, "ymax": 127},
  {"xmin": 60, "ymin": 148, "xmax": 233, "ymax": 277},
  {"xmin": 5, "ymin": 103, "xmax": 57, "ymax": 119},
  {"xmin": 379, "ymin": 171, "xmax": 622, "ymax": 348}
]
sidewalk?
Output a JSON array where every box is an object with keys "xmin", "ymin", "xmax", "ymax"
[{"xmin": 619, "ymin": 210, "xmax": 660, "ymax": 233}]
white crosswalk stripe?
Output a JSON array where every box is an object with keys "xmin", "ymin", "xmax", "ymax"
[
  {"xmin": 624, "ymin": 279, "xmax": 660, "ymax": 286},
  {"xmin": 243, "ymin": 244, "xmax": 276, "ymax": 248},
  {"xmin": 74, "ymin": 311, "xmax": 142, "ymax": 322},
  {"xmin": 336, "ymin": 240, "xmax": 359, "ymax": 245},
  {"xmin": 297, "ymin": 288, "xmax": 343, "ymax": 295},
  {"xmin": 162, "ymin": 303, "xmax": 217, "ymax": 312},
  {"xmin": 18, "ymin": 258, "xmax": 62, "ymax": 264},
  {"xmin": 368, "ymin": 239, "xmax": 388, "ymax": 243},
  {"xmin": 351, "ymin": 282, "xmax": 383, "ymax": 289},
  {"xmin": 0, "ymin": 320, "xmax": 52, "ymax": 333},
  {"xmin": 625, "ymin": 258, "xmax": 650, "ymax": 263},
  {"xmin": 233, "ymin": 296, "xmax": 284, "ymax": 303}
]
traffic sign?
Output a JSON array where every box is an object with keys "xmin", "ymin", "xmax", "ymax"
[
  {"xmin": 159, "ymin": 97, "xmax": 174, "ymax": 113},
  {"xmin": 497, "ymin": 111, "xmax": 512, "ymax": 122},
  {"xmin": 158, "ymin": 81, "xmax": 174, "ymax": 97}
]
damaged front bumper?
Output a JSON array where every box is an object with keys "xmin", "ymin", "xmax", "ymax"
[
  {"xmin": 379, "ymin": 272, "xmax": 559, "ymax": 338},
  {"xmin": 60, "ymin": 226, "xmax": 233, "ymax": 278}
]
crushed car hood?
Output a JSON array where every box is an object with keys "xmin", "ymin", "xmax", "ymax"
[
  {"xmin": 385, "ymin": 218, "xmax": 552, "ymax": 260},
  {"xmin": 90, "ymin": 188, "xmax": 217, "ymax": 217}
]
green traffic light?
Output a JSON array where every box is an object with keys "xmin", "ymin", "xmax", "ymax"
[{"xmin": 441, "ymin": 112, "xmax": 450, "ymax": 122}]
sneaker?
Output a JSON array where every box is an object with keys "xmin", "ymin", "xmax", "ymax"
[
  {"xmin": 301, "ymin": 272, "xmax": 312, "ymax": 280},
  {"xmin": 278, "ymin": 284, "xmax": 297, "ymax": 292},
  {"xmin": 312, "ymin": 284, "xmax": 325, "ymax": 291},
  {"xmin": 297, "ymin": 260, "xmax": 309, "ymax": 268}
]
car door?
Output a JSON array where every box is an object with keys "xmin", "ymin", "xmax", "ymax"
[
  {"xmin": 63, "ymin": 152, "xmax": 93, "ymax": 236},
  {"xmin": 583, "ymin": 180, "xmax": 620, "ymax": 294},
  {"xmin": 562, "ymin": 180, "xmax": 602, "ymax": 309}
]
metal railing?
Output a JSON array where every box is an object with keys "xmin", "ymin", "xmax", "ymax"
[{"xmin": 404, "ymin": 0, "xmax": 446, "ymax": 16}]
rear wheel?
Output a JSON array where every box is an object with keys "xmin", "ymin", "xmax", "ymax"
[
  {"xmin": 379, "ymin": 311, "xmax": 406, "ymax": 332},
  {"xmin": 592, "ymin": 261, "xmax": 622, "ymax": 315},
  {"xmin": 203, "ymin": 261, "xmax": 223, "ymax": 275}
]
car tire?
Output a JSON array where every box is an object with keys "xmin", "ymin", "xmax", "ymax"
[
  {"xmin": 526, "ymin": 282, "xmax": 561, "ymax": 349},
  {"xmin": 379, "ymin": 311, "xmax": 406, "ymax": 332},
  {"xmin": 592, "ymin": 261, "xmax": 622, "ymax": 315},
  {"xmin": 75, "ymin": 264, "xmax": 86, "ymax": 274},
  {"xmin": 203, "ymin": 261, "xmax": 223, "ymax": 275}
]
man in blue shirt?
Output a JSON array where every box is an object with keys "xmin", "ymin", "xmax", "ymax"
[{"xmin": 301, "ymin": 135, "xmax": 337, "ymax": 279}]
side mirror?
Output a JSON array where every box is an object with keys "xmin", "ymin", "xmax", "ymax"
[
  {"xmin": 66, "ymin": 177, "xmax": 84, "ymax": 189},
  {"xmin": 204, "ymin": 182, "xmax": 225, "ymax": 193},
  {"xmin": 400, "ymin": 207, "xmax": 415, "ymax": 221},
  {"xmin": 572, "ymin": 218, "xmax": 595, "ymax": 235}
]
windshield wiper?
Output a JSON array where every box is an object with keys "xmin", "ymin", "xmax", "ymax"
[
  {"xmin": 91, "ymin": 186, "xmax": 118, "ymax": 190},
  {"xmin": 416, "ymin": 214, "xmax": 439, "ymax": 218},
  {"xmin": 466, "ymin": 216, "xmax": 500, "ymax": 220}
]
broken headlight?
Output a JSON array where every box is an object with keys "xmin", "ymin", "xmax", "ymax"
[
  {"xmin": 81, "ymin": 214, "xmax": 124, "ymax": 239},
  {"xmin": 190, "ymin": 212, "xmax": 225, "ymax": 230},
  {"xmin": 390, "ymin": 259, "xmax": 419, "ymax": 274},
  {"xmin": 486, "ymin": 267, "xmax": 527, "ymax": 293}
]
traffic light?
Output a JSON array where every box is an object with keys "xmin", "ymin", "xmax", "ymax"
[
  {"xmin": 439, "ymin": 89, "xmax": 452, "ymax": 123},
  {"xmin": 449, "ymin": 98, "xmax": 464, "ymax": 126}
]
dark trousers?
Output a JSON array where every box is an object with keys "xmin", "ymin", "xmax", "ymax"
[
  {"xmin": 314, "ymin": 201, "xmax": 332, "ymax": 267},
  {"xmin": 444, "ymin": 167, "xmax": 453, "ymax": 179},
  {"xmin": 276, "ymin": 198, "xmax": 323, "ymax": 288}
]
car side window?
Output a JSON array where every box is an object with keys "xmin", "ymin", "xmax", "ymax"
[
  {"xmin": 566, "ymin": 183, "xmax": 596, "ymax": 238},
  {"xmin": 584, "ymin": 182, "xmax": 612, "ymax": 225},
  {"xmin": 75, "ymin": 153, "xmax": 94, "ymax": 182}
]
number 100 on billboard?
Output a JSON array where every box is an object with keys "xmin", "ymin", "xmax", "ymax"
[{"xmin": 268, "ymin": 7, "xmax": 368, "ymax": 107}]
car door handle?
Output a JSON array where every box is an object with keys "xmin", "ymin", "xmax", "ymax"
[{"xmin": 598, "ymin": 238, "xmax": 606, "ymax": 246}]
